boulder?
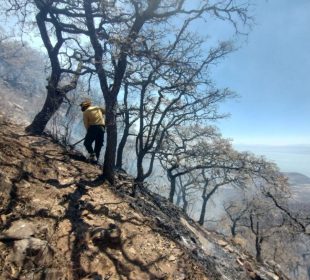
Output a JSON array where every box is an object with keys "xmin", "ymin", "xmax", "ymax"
[{"xmin": 0, "ymin": 220, "xmax": 35, "ymax": 240}]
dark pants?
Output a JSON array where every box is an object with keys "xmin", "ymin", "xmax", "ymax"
[{"xmin": 84, "ymin": 125, "xmax": 105, "ymax": 159}]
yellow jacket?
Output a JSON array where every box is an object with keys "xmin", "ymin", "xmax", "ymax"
[{"xmin": 83, "ymin": 106, "xmax": 105, "ymax": 130}]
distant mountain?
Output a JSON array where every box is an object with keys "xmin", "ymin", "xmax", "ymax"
[{"xmin": 282, "ymin": 172, "xmax": 310, "ymax": 185}]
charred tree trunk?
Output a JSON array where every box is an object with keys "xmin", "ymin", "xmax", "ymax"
[
  {"xmin": 132, "ymin": 152, "xmax": 146, "ymax": 196},
  {"xmin": 25, "ymin": 8, "xmax": 62, "ymax": 134},
  {"xmin": 255, "ymin": 235, "xmax": 263, "ymax": 263},
  {"xmin": 25, "ymin": 6, "xmax": 81, "ymax": 135},
  {"xmin": 116, "ymin": 125, "xmax": 129, "ymax": 169},
  {"xmin": 198, "ymin": 180, "xmax": 209, "ymax": 225},
  {"xmin": 135, "ymin": 152, "xmax": 145, "ymax": 184},
  {"xmin": 198, "ymin": 199, "xmax": 207, "ymax": 226},
  {"xmin": 25, "ymin": 87, "xmax": 63, "ymax": 134},
  {"xmin": 25, "ymin": 62, "xmax": 82, "ymax": 135},
  {"xmin": 135, "ymin": 156, "xmax": 144, "ymax": 184},
  {"xmin": 182, "ymin": 189, "xmax": 188, "ymax": 214},
  {"xmin": 250, "ymin": 214, "xmax": 263, "ymax": 263},
  {"xmin": 231, "ymin": 221, "xmax": 237, "ymax": 237},
  {"xmin": 199, "ymin": 180, "xmax": 221, "ymax": 225},
  {"xmin": 168, "ymin": 175, "xmax": 176, "ymax": 203},
  {"xmin": 164, "ymin": 166, "xmax": 178, "ymax": 203},
  {"xmin": 102, "ymin": 97, "xmax": 117, "ymax": 184},
  {"xmin": 175, "ymin": 187, "xmax": 182, "ymax": 207},
  {"xmin": 198, "ymin": 198, "xmax": 208, "ymax": 225},
  {"xmin": 254, "ymin": 220, "xmax": 263, "ymax": 263},
  {"xmin": 116, "ymin": 83, "xmax": 131, "ymax": 169},
  {"xmin": 178, "ymin": 176, "xmax": 188, "ymax": 213}
]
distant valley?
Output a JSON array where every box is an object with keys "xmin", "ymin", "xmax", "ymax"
[
  {"xmin": 283, "ymin": 172, "xmax": 310, "ymax": 205},
  {"xmin": 283, "ymin": 172, "xmax": 310, "ymax": 186}
]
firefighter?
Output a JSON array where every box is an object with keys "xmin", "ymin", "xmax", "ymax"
[{"xmin": 80, "ymin": 99, "xmax": 105, "ymax": 163}]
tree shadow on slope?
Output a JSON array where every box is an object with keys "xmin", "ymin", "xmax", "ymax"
[
  {"xmin": 60, "ymin": 179, "xmax": 168, "ymax": 280},
  {"xmin": 0, "ymin": 168, "xmax": 164, "ymax": 279},
  {"xmin": 0, "ymin": 162, "xmax": 33, "ymax": 218},
  {"xmin": 93, "ymin": 234, "xmax": 167, "ymax": 280},
  {"xmin": 0, "ymin": 121, "xmax": 211, "ymax": 279}
]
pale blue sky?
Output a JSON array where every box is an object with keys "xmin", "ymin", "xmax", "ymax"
[
  {"xmin": 209, "ymin": 0, "xmax": 310, "ymax": 175},
  {"xmin": 211, "ymin": 0, "xmax": 310, "ymax": 146}
]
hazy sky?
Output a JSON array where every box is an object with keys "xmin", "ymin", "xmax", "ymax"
[
  {"xmin": 199, "ymin": 0, "xmax": 310, "ymax": 175},
  {"xmin": 211, "ymin": 0, "xmax": 310, "ymax": 146}
]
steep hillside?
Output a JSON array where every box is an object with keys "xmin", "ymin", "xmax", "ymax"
[
  {"xmin": 0, "ymin": 118, "xmax": 289, "ymax": 280},
  {"xmin": 283, "ymin": 172, "xmax": 310, "ymax": 186}
]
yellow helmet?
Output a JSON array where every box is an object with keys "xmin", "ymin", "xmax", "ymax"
[{"xmin": 80, "ymin": 99, "xmax": 91, "ymax": 108}]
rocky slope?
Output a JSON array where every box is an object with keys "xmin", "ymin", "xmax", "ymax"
[{"xmin": 0, "ymin": 118, "xmax": 289, "ymax": 280}]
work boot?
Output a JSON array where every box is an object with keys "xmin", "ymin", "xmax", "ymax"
[{"xmin": 89, "ymin": 153, "xmax": 97, "ymax": 164}]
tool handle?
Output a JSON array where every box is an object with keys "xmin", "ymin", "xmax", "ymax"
[{"xmin": 72, "ymin": 137, "xmax": 85, "ymax": 146}]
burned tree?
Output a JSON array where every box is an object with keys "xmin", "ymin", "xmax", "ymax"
[
  {"xmin": 224, "ymin": 199, "xmax": 250, "ymax": 237},
  {"xmin": 5, "ymin": 0, "xmax": 86, "ymax": 134},
  {"xmin": 197, "ymin": 165, "xmax": 247, "ymax": 226},
  {"xmin": 221, "ymin": 165, "xmax": 293, "ymax": 263},
  {"xmin": 84, "ymin": 0, "xmax": 251, "ymax": 182},
  {"xmin": 5, "ymin": 0, "xmax": 252, "ymax": 183},
  {"xmin": 159, "ymin": 131, "xmax": 242, "ymax": 204}
]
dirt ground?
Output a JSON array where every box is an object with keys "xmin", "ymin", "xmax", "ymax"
[
  {"xmin": 0, "ymin": 118, "xmax": 211, "ymax": 280},
  {"xmin": 0, "ymin": 118, "xmax": 289, "ymax": 280}
]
